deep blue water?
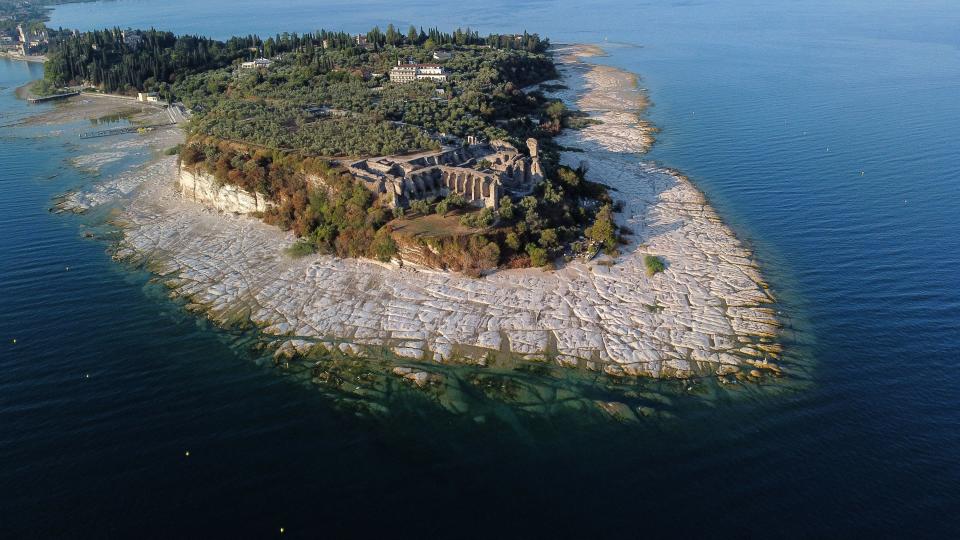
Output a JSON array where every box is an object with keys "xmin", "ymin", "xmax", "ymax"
[{"xmin": 2, "ymin": 0, "xmax": 959, "ymax": 537}]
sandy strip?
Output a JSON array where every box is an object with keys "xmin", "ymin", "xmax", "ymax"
[{"xmin": 552, "ymin": 44, "xmax": 657, "ymax": 153}]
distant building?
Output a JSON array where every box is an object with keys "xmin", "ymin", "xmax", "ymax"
[
  {"xmin": 15, "ymin": 24, "xmax": 46, "ymax": 55},
  {"xmin": 137, "ymin": 92, "xmax": 159, "ymax": 103},
  {"xmin": 389, "ymin": 62, "xmax": 449, "ymax": 84},
  {"xmin": 432, "ymin": 50, "xmax": 452, "ymax": 61},
  {"xmin": 304, "ymin": 105, "xmax": 349, "ymax": 118},
  {"xmin": 240, "ymin": 58, "xmax": 273, "ymax": 69},
  {"xmin": 122, "ymin": 29, "xmax": 143, "ymax": 49}
]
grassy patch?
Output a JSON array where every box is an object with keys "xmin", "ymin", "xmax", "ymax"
[
  {"xmin": 643, "ymin": 302, "xmax": 664, "ymax": 313},
  {"xmin": 285, "ymin": 239, "xmax": 316, "ymax": 258},
  {"xmin": 644, "ymin": 255, "xmax": 665, "ymax": 276},
  {"xmin": 564, "ymin": 114, "xmax": 603, "ymax": 130}
]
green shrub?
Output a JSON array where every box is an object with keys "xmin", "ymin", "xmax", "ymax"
[
  {"xmin": 370, "ymin": 228, "xmax": 398, "ymax": 262},
  {"xmin": 505, "ymin": 232, "xmax": 521, "ymax": 251},
  {"xmin": 538, "ymin": 228, "xmax": 558, "ymax": 249},
  {"xmin": 644, "ymin": 255, "xmax": 665, "ymax": 276},
  {"xmin": 498, "ymin": 196, "xmax": 514, "ymax": 220},
  {"xmin": 286, "ymin": 239, "xmax": 316, "ymax": 258},
  {"xmin": 460, "ymin": 208, "xmax": 495, "ymax": 228},
  {"xmin": 586, "ymin": 203, "xmax": 618, "ymax": 254},
  {"xmin": 409, "ymin": 200, "xmax": 430, "ymax": 215},
  {"xmin": 526, "ymin": 244, "xmax": 549, "ymax": 267}
]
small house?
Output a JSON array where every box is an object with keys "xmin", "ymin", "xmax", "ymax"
[{"xmin": 240, "ymin": 58, "xmax": 273, "ymax": 69}]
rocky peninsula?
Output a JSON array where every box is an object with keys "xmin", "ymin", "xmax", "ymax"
[{"xmin": 99, "ymin": 44, "xmax": 782, "ymax": 384}]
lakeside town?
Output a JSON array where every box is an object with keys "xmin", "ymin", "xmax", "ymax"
[
  {"xmin": 0, "ymin": 18, "xmax": 48, "ymax": 59},
  {"xmin": 0, "ymin": 0, "xmax": 55, "ymax": 60}
]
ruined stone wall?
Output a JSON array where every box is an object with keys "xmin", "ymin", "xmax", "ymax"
[
  {"xmin": 349, "ymin": 139, "xmax": 540, "ymax": 209},
  {"xmin": 394, "ymin": 166, "xmax": 500, "ymax": 209}
]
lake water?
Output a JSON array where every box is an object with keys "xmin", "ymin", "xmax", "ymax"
[{"xmin": 3, "ymin": 0, "xmax": 959, "ymax": 536}]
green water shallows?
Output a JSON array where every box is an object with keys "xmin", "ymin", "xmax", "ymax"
[{"xmin": 3, "ymin": 0, "xmax": 960, "ymax": 536}]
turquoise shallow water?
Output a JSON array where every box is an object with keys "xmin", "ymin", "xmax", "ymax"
[{"xmin": 2, "ymin": 0, "xmax": 959, "ymax": 536}]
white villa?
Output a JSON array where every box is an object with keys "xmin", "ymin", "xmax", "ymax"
[
  {"xmin": 240, "ymin": 58, "xmax": 273, "ymax": 69},
  {"xmin": 389, "ymin": 62, "xmax": 449, "ymax": 84}
]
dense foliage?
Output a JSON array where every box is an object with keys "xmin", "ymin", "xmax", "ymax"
[
  {"xmin": 169, "ymin": 40, "xmax": 556, "ymax": 156},
  {"xmin": 41, "ymin": 23, "xmax": 623, "ymax": 274},
  {"xmin": 190, "ymin": 100, "xmax": 439, "ymax": 157},
  {"xmin": 43, "ymin": 28, "xmax": 253, "ymax": 93}
]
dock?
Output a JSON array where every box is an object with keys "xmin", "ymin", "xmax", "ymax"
[
  {"xmin": 27, "ymin": 91, "xmax": 80, "ymax": 104},
  {"xmin": 79, "ymin": 122, "xmax": 175, "ymax": 139}
]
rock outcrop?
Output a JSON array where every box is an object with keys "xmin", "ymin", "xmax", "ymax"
[{"xmin": 178, "ymin": 164, "xmax": 272, "ymax": 214}]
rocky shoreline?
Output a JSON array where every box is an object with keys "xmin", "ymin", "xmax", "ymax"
[
  {"xmin": 103, "ymin": 44, "xmax": 783, "ymax": 384},
  {"xmin": 552, "ymin": 44, "xmax": 658, "ymax": 153}
]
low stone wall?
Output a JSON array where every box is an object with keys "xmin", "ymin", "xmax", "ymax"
[{"xmin": 178, "ymin": 165, "xmax": 272, "ymax": 214}]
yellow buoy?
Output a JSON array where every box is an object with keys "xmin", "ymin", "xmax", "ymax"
[{"xmin": 185, "ymin": 451, "xmax": 190, "ymax": 457}]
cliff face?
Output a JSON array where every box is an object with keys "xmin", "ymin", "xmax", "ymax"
[
  {"xmin": 394, "ymin": 235, "xmax": 437, "ymax": 268},
  {"xmin": 178, "ymin": 165, "xmax": 272, "ymax": 214}
]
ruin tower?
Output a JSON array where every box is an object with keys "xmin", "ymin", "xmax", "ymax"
[
  {"xmin": 526, "ymin": 138, "xmax": 544, "ymax": 185},
  {"xmin": 526, "ymin": 137, "xmax": 539, "ymax": 159}
]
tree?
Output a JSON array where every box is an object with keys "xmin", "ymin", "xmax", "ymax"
[
  {"xmin": 385, "ymin": 24, "xmax": 398, "ymax": 47},
  {"xmin": 460, "ymin": 207, "xmax": 494, "ymax": 228},
  {"xmin": 468, "ymin": 236, "xmax": 500, "ymax": 273},
  {"xmin": 498, "ymin": 196, "xmax": 514, "ymax": 220},
  {"xmin": 505, "ymin": 232, "xmax": 521, "ymax": 251},
  {"xmin": 371, "ymin": 228, "xmax": 398, "ymax": 262},
  {"xmin": 526, "ymin": 244, "xmax": 549, "ymax": 267},
  {"xmin": 410, "ymin": 199, "xmax": 430, "ymax": 215},
  {"xmin": 446, "ymin": 193, "xmax": 466, "ymax": 209},
  {"xmin": 539, "ymin": 228, "xmax": 558, "ymax": 249},
  {"xmin": 520, "ymin": 196, "xmax": 538, "ymax": 212},
  {"xmin": 543, "ymin": 181, "xmax": 564, "ymax": 204},
  {"xmin": 586, "ymin": 203, "xmax": 618, "ymax": 254},
  {"xmin": 558, "ymin": 166, "xmax": 581, "ymax": 188},
  {"xmin": 545, "ymin": 100, "xmax": 566, "ymax": 122}
]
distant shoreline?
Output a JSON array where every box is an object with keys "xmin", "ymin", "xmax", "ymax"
[{"xmin": 1, "ymin": 51, "xmax": 47, "ymax": 64}]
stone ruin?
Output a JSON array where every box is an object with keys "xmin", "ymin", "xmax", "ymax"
[{"xmin": 346, "ymin": 138, "xmax": 544, "ymax": 209}]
